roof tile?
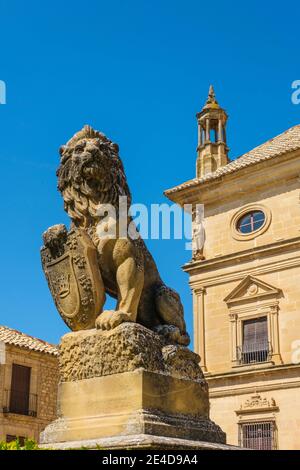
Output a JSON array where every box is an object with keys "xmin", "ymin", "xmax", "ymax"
[{"xmin": 0, "ymin": 325, "xmax": 58, "ymax": 356}]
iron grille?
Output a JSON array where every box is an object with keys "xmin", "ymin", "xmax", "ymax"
[
  {"xmin": 237, "ymin": 341, "xmax": 272, "ymax": 365},
  {"xmin": 239, "ymin": 421, "xmax": 277, "ymax": 450}
]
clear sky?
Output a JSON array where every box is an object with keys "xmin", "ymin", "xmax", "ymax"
[{"xmin": 0, "ymin": 0, "xmax": 299, "ymax": 345}]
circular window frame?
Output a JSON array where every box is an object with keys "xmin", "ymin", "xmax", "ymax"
[{"xmin": 231, "ymin": 204, "xmax": 271, "ymax": 241}]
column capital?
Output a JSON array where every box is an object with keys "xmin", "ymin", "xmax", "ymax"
[
  {"xmin": 194, "ymin": 286, "xmax": 206, "ymax": 295},
  {"xmin": 229, "ymin": 313, "xmax": 238, "ymax": 321}
]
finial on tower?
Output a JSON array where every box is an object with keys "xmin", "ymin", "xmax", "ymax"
[
  {"xmin": 196, "ymin": 86, "xmax": 229, "ymax": 178},
  {"xmin": 203, "ymin": 84, "xmax": 219, "ymax": 110}
]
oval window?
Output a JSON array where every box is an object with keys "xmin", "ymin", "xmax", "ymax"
[{"xmin": 237, "ymin": 210, "xmax": 265, "ymax": 234}]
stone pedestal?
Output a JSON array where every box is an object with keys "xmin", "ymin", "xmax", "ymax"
[{"xmin": 40, "ymin": 323, "xmax": 228, "ymax": 449}]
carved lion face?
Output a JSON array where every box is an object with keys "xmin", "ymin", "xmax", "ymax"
[
  {"xmin": 56, "ymin": 126, "xmax": 131, "ymax": 225},
  {"xmin": 58, "ymin": 138, "xmax": 119, "ymax": 193}
]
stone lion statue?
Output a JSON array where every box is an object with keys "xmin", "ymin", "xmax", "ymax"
[{"xmin": 43, "ymin": 125, "xmax": 189, "ymax": 346}]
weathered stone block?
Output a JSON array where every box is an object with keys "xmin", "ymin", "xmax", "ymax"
[{"xmin": 59, "ymin": 323, "xmax": 205, "ymax": 383}]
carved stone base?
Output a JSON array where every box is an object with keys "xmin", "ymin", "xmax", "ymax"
[
  {"xmin": 40, "ymin": 434, "xmax": 238, "ymax": 450},
  {"xmin": 40, "ymin": 323, "xmax": 226, "ymax": 447}
]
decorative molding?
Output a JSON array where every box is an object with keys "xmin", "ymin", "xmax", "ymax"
[
  {"xmin": 188, "ymin": 253, "xmax": 300, "ymax": 289},
  {"xmin": 236, "ymin": 394, "xmax": 278, "ymax": 415},
  {"xmin": 185, "ymin": 236, "xmax": 300, "ymax": 277},
  {"xmin": 223, "ymin": 275, "xmax": 283, "ymax": 367},
  {"xmin": 224, "ymin": 275, "xmax": 281, "ymax": 305},
  {"xmin": 194, "ymin": 287, "xmax": 206, "ymax": 295},
  {"xmin": 229, "ymin": 313, "xmax": 238, "ymax": 321},
  {"xmin": 206, "ymin": 363, "xmax": 300, "ymax": 398},
  {"xmin": 209, "ymin": 379, "xmax": 300, "ymax": 398},
  {"xmin": 227, "ymin": 301, "xmax": 279, "ymax": 317}
]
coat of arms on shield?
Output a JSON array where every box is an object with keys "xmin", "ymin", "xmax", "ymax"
[{"xmin": 41, "ymin": 224, "xmax": 104, "ymax": 331}]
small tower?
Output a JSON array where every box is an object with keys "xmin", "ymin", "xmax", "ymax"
[{"xmin": 196, "ymin": 85, "xmax": 229, "ymax": 178}]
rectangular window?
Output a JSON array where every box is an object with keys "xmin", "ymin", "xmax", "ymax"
[
  {"xmin": 239, "ymin": 421, "xmax": 277, "ymax": 450},
  {"xmin": 9, "ymin": 364, "xmax": 31, "ymax": 415},
  {"xmin": 241, "ymin": 317, "xmax": 269, "ymax": 364}
]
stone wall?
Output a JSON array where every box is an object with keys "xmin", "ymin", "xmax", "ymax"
[
  {"xmin": 0, "ymin": 344, "xmax": 58, "ymax": 443},
  {"xmin": 209, "ymin": 374, "xmax": 300, "ymax": 449},
  {"xmin": 38, "ymin": 359, "xmax": 59, "ymax": 422},
  {"xmin": 185, "ymin": 145, "xmax": 300, "ymax": 448},
  {"xmin": 204, "ymin": 181, "xmax": 300, "ymax": 260}
]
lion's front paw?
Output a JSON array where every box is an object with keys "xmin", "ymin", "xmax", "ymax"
[{"xmin": 95, "ymin": 310, "xmax": 133, "ymax": 331}]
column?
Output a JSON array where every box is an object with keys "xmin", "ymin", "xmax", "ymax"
[
  {"xmin": 198, "ymin": 123, "xmax": 203, "ymax": 147},
  {"xmin": 218, "ymin": 120, "xmax": 223, "ymax": 142},
  {"xmin": 193, "ymin": 287, "xmax": 207, "ymax": 372},
  {"xmin": 229, "ymin": 313, "xmax": 238, "ymax": 365},
  {"xmin": 269, "ymin": 305, "xmax": 282, "ymax": 365},
  {"xmin": 223, "ymin": 126, "xmax": 227, "ymax": 144},
  {"xmin": 205, "ymin": 119, "xmax": 210, "ymax": 142}
]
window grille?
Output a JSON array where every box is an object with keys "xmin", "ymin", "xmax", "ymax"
[
  {"xmin": 239, "ymin": 421, "xmax": 277, "ymax": 450},
  {"xmin": 238, "ymin": 317, "xmax": 270, "ymax": 364}
]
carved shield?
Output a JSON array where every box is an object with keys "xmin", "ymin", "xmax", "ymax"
[{"xmin": 41, "ymin": 226, "xmax": 104, "ymax": 331}]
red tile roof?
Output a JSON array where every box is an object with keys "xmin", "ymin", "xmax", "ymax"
[{"xmin": 0, "ymin": 325, "xmax": 58, "ymax": 356}]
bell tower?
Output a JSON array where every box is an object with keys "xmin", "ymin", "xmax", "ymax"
[{"xmin": 196, "ymin": 85, "xmax": 229, "ymax": 178}]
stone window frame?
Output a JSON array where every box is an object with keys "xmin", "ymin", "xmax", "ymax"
[
  {"xmin": 236, "ymin": 395, "xmax": 279, "ymax": 449},
  {"xmin": 229, "ymin": 301, "xmax": 282, "ymax": 368},
  {"xmin": 237, "ymin": 417, "xmax": 278, "ymax": 450},
  {"xmin": 3, "ymin": 348, "xmax": 40, "ymax": 417},
  {"xmin": 231, "ymin": 203, "xmax": 272, "ymax": 241}
]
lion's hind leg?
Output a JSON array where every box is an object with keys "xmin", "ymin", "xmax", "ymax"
[{"xmin": 155, "ymin": 285, "xmax": 190, "ymax": 345}]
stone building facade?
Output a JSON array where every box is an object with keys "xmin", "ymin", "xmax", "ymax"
[
  {"xmin": 165, "ymin": 86, "xmax": 300, "ymax": 450},
  {"xmin": 0, "ymin": 326, "xmax": 58, "ymax": 444}
]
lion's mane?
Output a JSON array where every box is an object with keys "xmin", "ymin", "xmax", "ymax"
[{"xmin": 57, "ymin": 125, "xmax": 131, "ymax": 227}]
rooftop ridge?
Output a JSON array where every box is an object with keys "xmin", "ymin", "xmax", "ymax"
[{"xmin": 233, "ymin": 123, "xmax": 300, "ymax": 161}]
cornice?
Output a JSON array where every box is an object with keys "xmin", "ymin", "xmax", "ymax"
[
  {"xmin": 209, "ymin": 378, "xmax": 300, "ymax": 399},
  {"xmin": 189, "ymin": 255, "xmax": 300, "ymax": 290},
  {"xmin": 165, "ymin": 150, "xmax": 300, "ymax": 207},
  {"xmin": 185, "ymin": 236, "xmax": 300, "ymax": 278},
  {"xmin": 205, "ymin": 363, "xmax": 300, "ymax": 386}
]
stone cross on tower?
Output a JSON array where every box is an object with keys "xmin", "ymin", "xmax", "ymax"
[{"xmin": 196, "ymin": 85, "xmax": 229, "ymax": 177}]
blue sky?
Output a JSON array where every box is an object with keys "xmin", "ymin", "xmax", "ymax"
[{"xmin": 0, "ymin": 0, "xmax": 299, "ymax": 345}]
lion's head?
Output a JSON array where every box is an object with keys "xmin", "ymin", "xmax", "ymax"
[{"xmin": 57, "ymin": 125, "xmax": 131, "ymax": 227}]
